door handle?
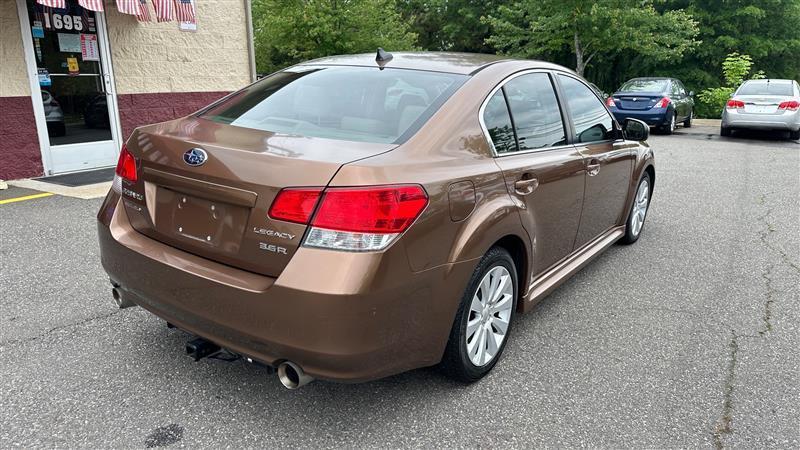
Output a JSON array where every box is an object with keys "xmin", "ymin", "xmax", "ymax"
[
  {"xmin": 587, "ymin": 159, "xmax": 601, "ymax": 176},
  {"xmin": 514, "ymin": 176, "xmax": 539, "ymax": 195}
]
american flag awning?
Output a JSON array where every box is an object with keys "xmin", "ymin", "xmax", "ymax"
[
  {"xmin": 152, "ymin": 0, "xmax": 174, "ymax": 22},
  {"xmin": 36, "ymin": 0, "xmax": 195, "ymax": 23},
  {"xmin": 116, "ymin": 0, "xmax": 140, "ymax": 15},
  {"xmin": 78, "ymin": 0, "xmax": 103, "ymax": 11},
  {"xmin": 36, "ymin": 0, "xmax": 66, "ymax": 8},
  {"xmin": 174, "ymin": 0, "xmax": 195, "ymax": 22}
]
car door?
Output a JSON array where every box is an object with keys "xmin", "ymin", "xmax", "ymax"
[
  {"xmin": 675, "ymin": 80, "xmax": 694, "ymax": 119},
  {"xmin": 555, "ymin": 73, "xmax": 635, "ymax": 249},
  {"xmin": 487, "ymin": 71, "xmax": 586, "ymax": 275},
  {"xmin": 671, "ymin": 80, "xmax": 689, "ymax": 121}
]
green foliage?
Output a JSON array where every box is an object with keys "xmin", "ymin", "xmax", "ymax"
[
  {"xmin": 483, "ymin": 0, "xmax": 699, "ymax": 76},
  {"xmin": 652, "ymin": 0, "xmax": 800, "ymax": 98},
  {"xmin": 696, "ymin": 87, "xmax": 734, "ymax": 119},
  {"xmin": 249, "ymin": 0, "xmax": 800, "ymax": 114},
  {"xmin": 697, "ymin": 53, "xmax": 765, "ymax": 118},
  {"xmin": 252, "ymin": 0, "xmax": 419, "ymax": 75},
  {"xmin": 397, "ymin": 0, "xmax": 501, "ymax": 52}
]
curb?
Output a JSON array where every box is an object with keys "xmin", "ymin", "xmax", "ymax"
[{"xmin": 8, "ymin": 179, "xmax": 111, "ymax": 200}]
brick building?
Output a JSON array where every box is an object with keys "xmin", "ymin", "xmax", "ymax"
[{"xmin": 0, "ymin": 0, "xmax": 254, "ymax": 180}]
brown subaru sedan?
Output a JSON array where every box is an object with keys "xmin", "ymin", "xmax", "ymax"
[{"xmin": 98, "ymin": 52, "xmax": 654, "ymax": 388}]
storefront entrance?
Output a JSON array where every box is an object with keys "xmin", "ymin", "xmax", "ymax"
[{"xmin": 17, "ymin": 0, "xmax": 121, "ymax": 175}]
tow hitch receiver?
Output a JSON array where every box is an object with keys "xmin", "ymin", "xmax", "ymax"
[{"xmin": 186, "ymin": 336, "xmax": 221, "ymax": 361}]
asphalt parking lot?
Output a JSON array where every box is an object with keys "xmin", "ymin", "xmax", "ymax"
[{"xmin": 1, "ymin": 125, "xmax": 798, "ymax": 448}]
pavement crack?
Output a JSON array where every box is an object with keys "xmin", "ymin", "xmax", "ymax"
[
  {"xmin": 757, "ymin": 193, "xmax": 800, "ymax": 274},
  {"xmin": 0, "ymin": 310, "xmax": 121, "ymax": 347},
  {"xmin": 759, "ymin": 263, "xmax": 775, "ymax": 336},
  {"xmin": 712, "ymin": 332, "xmax": 739, "ymax": 449},
  {"xmin": 753, "ymin": 191, "xmax": 798, "ymax": 337}
]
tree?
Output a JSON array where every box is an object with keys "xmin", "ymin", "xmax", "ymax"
[
  {"xmin": 397, "ymin": 0, "xmax": 502, "ymax": 53},
  {"xmin": 655, "ymin": 0, "xmax": 800, "ymax": 93},
  {"xmin": 252, "ymin": 0, "xmax": 419, "ymax": 74},
  {"xmin": 697, "ymin": 53, "xmax": 765, "ymax": 118},
  {"xmin": 484, "ymin": 0, "xmax": 700, "ymax": 76}
]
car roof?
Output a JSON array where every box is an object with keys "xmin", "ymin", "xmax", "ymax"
[
  {"xmin": 742, "ymin": 79, "xmax": 793, "ymax": 84},
  {"xmin": 298, "ymin": 51, "xmax": 566, "ymax": 75},
  {"xmin": 626, "ymin": 77, "xmax": 674, "ymax": 82}
]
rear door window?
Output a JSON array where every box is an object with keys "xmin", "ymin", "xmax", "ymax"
[
  {"xmin": 558, "ymin": 75, "xmax": 616, "ymax": 143},
  {"xmin": 502, "ymin": 73, "xmax": 566, "ymax": 151},
  {"xmin": 200, "ymin": 66, "xmax": 467, "ymax": 144},
  {"xmin": 483, "ymin": 90, "xmax": 518, "ymax": 154}
]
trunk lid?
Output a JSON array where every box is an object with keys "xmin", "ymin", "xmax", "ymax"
[
  {"xmin": 613, "ymin": 92, "xmax": 664, "ymax": 111},
  {"xmin": 121, "ymin": 117, "xmax": 395, "ymax": 277},
  {"xmin": 736, "ymin": 95, "xmax": 792, "ymax": 114}
]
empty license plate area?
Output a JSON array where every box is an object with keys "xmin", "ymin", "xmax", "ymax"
[
  {"xmin": 154, "ymin": 187, "xmax": 249, "ymax": 251},
  {"xmin": 744, "ymin": 104, "xmax": 778, "ymax": 114}
]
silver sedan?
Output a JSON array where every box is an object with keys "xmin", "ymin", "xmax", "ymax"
[{"xmin": 721, "ymin": 79, "xmax": 800, "ymax": 140}]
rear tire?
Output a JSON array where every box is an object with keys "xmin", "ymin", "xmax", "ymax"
[
  {"xmin": 660, "ymin": 113, "xmax": 676, "ymax": 135},
  {"xmin": 790, "ymin": 129, "xmax": 800, "ymax": 140},
  {"xmin": 619, "ymin": 172, "xmax": 652, "ymax": 245},
  {"xmin": 440, "ymin": 246, "xmax": 518, "ymax": 382},
  {"xmin": 720, "ymin": 126, "xmax": 732, "ymax": 137}
]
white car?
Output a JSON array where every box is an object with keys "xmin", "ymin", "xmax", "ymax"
[{"xmin": 721, "ymin": 79, "xmax": 800, "ymax": 140}]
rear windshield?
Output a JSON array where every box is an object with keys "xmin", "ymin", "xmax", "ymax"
[
  {"xmin": 199, "ymin": 66, "xmax": 467, "ymax": 144},
  {"xmin": 737, "ymin": 81, "xmax": 794, "ymax": 96},
  {"xmin": 619, "ymin": 79, "xmax": 668, "ymax": 92}
]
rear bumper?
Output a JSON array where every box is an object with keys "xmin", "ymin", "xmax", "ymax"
[
  {"xmin": 98, "ymin": 193, "xmax": 476, "ymax": 382},
  {"xmin": 722, "ymin": 110, "xmax": 800, "ymax": 131},
  {"xmin": 611, "ymin": 109, "xmax": 670, "ymax": 127}
]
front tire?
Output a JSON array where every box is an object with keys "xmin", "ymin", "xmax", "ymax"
[
  {"xmin": 619, "ymin": 172, "xmax": 652, "ymax": 245},
  {"xmin": 440, "ymin": 246, "xmax": 518, "ymax": 382},
  {"xmin": 683, "ymin": 110, "xmax": 693, "ymax": 128}
]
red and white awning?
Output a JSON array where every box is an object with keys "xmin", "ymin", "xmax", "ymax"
[{"xmin": 35, "ymin": 0, "xmax": 195, "ymax": 23}]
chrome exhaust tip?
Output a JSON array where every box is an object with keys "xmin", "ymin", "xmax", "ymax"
[
  {"xmin": 111, "ymin": 287, "xmax": 136, "ymax": 309},
  {"xmin": 277, "ymin": 361, "xmax": 314, "ymax": 389}
]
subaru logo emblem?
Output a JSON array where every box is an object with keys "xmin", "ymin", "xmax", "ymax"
[{"xmin": 183, "ymin": 148, "xmax": 207, "ymax": 167}]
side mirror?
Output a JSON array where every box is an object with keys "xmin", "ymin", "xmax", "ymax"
[
  {"xmin": 688, "ymin": 91, "xmax": 695, "ymax": 97},
  {"xmin": 623, "ymin": 118, "xmax": 649, "ymax": 141},
  {"xmin": 603, "ymin": 93, "xmax": 610, "ymax": 99}
]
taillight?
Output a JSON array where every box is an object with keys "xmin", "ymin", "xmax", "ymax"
[
  {"xmin": 778, "ymin": 100, "xmax": 800, "ymax": 111},
  {"xmin": 268, "ymin": 184, "xmax": 428, "ymax": 252},
  {"xmin": 268, "ymin": 188, "xmax": 323, "ymax": 224},
  {"xmin": 726, "ymin": 99, "xmax": 745, "ymax": 109},
  {"xmin": 115, "ymin": 144, "xmax": 138, "ymax": 182},
  {"xmin": 311, "ymin": 185, "xmax": 428, "ymax": 233},
  {"xmin": 654, "ymin": 97, "xmax": 671, "ymax": 108},
  {"xmin": 606, "ymin": 97, "xmax": 616, "ymax": 108}
]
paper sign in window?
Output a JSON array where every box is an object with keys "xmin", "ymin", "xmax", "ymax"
[
  {"xmin": 57, "ymin": 33, "xmax": 80, "ymax": 53},
  {"xmin": 80, "ymin": 34, "xmax": 100, "ymax": 61}
]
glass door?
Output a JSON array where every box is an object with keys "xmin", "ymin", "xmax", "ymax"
[{"xmin": 24, "ymin": 0, "xmax": 120, "ymax": 174}]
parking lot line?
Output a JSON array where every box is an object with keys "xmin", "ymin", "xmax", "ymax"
[{"xmin": 0, "ymin": 192, "xmax": 54, "ymax": 205}]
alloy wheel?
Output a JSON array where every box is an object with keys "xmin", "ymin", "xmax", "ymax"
[
  {"xmin": 670, "ymin": 114, "xmax": 676, "ymax": 133},
  {"xmin": 466, "ymin": 266, "xmax": 514, "ymax": 366},
  {"xmin": 630, "ymin": 179, "xmax": 650, "ymax": 237}
]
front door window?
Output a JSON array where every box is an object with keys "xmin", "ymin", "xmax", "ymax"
[{"xmin": 27, "ymin": 0, "xmax": 112, "ymax": 146}]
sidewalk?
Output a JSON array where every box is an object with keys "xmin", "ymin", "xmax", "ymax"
[
  {"xmin": 693, "ymin": 118, "xmax": 722, "ymax": 127},
  {"xmin": 8, "ymin": 178, "xmax": 111, "ymax": 200}
]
